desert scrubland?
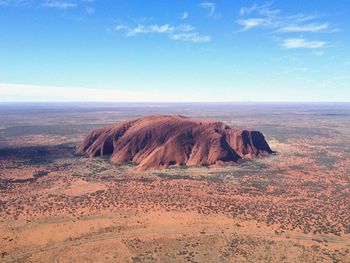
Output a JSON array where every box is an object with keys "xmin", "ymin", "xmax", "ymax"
[{"xmin": 1, "ymin": 103, "xmax": 350, "ymax": 262}]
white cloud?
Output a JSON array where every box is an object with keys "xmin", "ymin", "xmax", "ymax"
[
  {"xmin": 124, "ymin": 25, "xmax": 144, "ymax": 36},
  {"xmin": 236, "ymin": 4, "xmax": 280, "ymax": 31},
  {"xmin": 115, "ymin": 24, "xmax": 127, "ymax": 30},
  {"xmin": 149, "ymin": 24, "xmax": 174, "ymax": 33},
  {"xmin": 180, "ymin": 12, "xmax": 188, "ymax": 20},
  {"xmin": 125, "ymin": 24, "xmax": 175, "ymax": 36},
  {"xmin": 237, "ymin": 3, "xmax": 337, "ymax": 34},
  {"xmin": 237, "ymin": 3, "xmax": 338, "ymax": 50},
  {"xmin": 239, "ymin": 4, "xmax": 257, "ymax": 16},
  {"xmin": 176, "ymin": 24, "xmax": 195, "ymax": 32},
  {"xmin": 170, "ymin": 33, "xmax": 211, "ymax": 43},
  {"xmin": 199, "ymin": 2, "xmax": 216, "ymax": 17},
  {"xmin": 279, "ymin": 23, "xmax": 329, "ymax": 32},
  {"xmin": 116, "ymin": 22, "xmax": 210, "ymax": 43},
  {"xmin": 43, "ymin": 1, "xmax": 77, "ymax": 9},
  {"xmin": 0, "ymin": 83, "xmax": 184, "ymax": 102},
  {"xmin": 239, "ymin": 3, "xmax": 280, "ymax": 17},
  {"xmin": 0, "ymin": 0, "xmax": 82, "ymax": 9},
  {"xmin": 282, "ymin": 38, "xmax": 326, "ymax": 49},
  {"xmin": 237, "ymin": 18, "xmax": 268, "ymax": 31},
  {"xmin": 0, "ymin": 0, "xmax": 30, "ymax": 6}
]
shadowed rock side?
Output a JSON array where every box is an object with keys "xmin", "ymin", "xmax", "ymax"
[{"xmin": 77, "ymin": 115, "xmax": 274, "ymax": 170}]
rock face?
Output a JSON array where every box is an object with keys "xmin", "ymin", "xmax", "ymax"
[{"xmin": 77, "ymin": 115, "xmax": 274, "ymax": 170}]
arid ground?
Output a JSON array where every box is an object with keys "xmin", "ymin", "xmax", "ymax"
[{"xmin": 1, "ymin": 103, "xmax": 350, "ymax": 263}]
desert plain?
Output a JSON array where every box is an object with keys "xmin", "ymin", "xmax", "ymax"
[{"xmin": 0, "ymin": 102, "xmax": 350, "ymax": 263}]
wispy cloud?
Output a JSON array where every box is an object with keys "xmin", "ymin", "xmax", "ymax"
[
  {"xmin": 0, "ymin": 0, "xmax": 96, "ymax": 10},
  {"xmin": 239, "ymin": 2, "xmax": 280, "ymax": 17},
  {"xmin": 170, "ymin": 33, "xmax": 211, "ymax": 43},
  {"xmin": 200, "ymin": 2, "xmax": 216, "ymax": 17},
  {"xmin": 279, "ymin": 23, "xmax": 329, "ymax": 33},
  {"xmin": 176, "ymin": 24, "xmax": 195, "ymax": 32},
  {"xmin": 121, "ymin": 24, "xmax": 175, "ymax": 37},
  {"xmin": 116, "ymin": 22, "xmax": 210, "ymax": 43},
  {"xmin": 0, "ymin": 0, "xmax": 30, "ymax": 6},
  {"xmin": 237, "ymin": 18, "xmax": 269, "ymax": 31},
  {"xmin": 282, "ymin": 38, "xmax": 326, "ymax": 49},
  {"xmin": 115, "ymin": 24, "xmax": 127, "ymax": 30},
  {"xmin": 200, "ymin": 2, "xmax": 215, "ymax": 16},
  {"xmin": 237, "ymin": 3, "xmax": 336, "ymax": 33},
  {"xmin": 180, "ymin": 12, "xmax": 188, "ymax": 20},
  {"xmin": 43, "ymin": 1, "xmax": 77, "ymax": 9},
  {"xmin": 237, "ymin": 3, "xmax": 338, "ymax": 50},
  {"xmin": 0, "ymin": 0, "xmax": 94, "ymax": 12}
]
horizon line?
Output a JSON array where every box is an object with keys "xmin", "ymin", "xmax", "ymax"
[
  {"xmin": 1, "ymin": 101, "xmax": 350, "ymax": 104},
  {"xmin": 1, "ymin": 83, "xmax": 350, "ymax": 104}
]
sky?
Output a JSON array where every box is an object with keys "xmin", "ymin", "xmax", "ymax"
[{"xmin": 0, "ymin": 0, "xmax": 349, "ymax": 102}]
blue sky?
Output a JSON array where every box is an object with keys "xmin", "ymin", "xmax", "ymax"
[{"xmin": 0, "ymin": 0, "xmax": 349, "ymax": 102}]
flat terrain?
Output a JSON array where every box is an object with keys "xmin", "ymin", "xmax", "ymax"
[{"xmin": 1, "ymin": 103, "xmax": 350, "ymax": 263}]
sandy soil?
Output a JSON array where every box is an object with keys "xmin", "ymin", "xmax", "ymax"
[{"xmin": 1, "ymin": 103, "xmax": 350, "ymax": 262}]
